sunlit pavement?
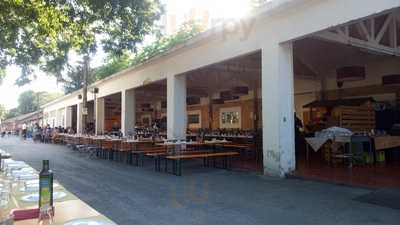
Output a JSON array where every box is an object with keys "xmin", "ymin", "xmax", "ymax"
[{"xmin": 1, "ymin": 136, "xmax": 399, "ymax": 225}]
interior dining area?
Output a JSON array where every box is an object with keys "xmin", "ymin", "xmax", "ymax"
[
  {"xmin": 184, "ymin": 51, "xmax": 263, "ymax": 171},
  {"xmin": 134, "ymin": 80, "xmax": 168, "ymax": 133},
  {"xmin": 292, "ymin": 12, "xmax": 400, "ymax": 188},
  {"xmin": 108, "ymin": 52, "xmax": 264, "ymax": 172},
  {"xmin": 103, "ymin": 93, "xmax": 122, "ymax": 134}
]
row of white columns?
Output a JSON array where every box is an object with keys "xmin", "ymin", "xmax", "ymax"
[{"xmin": 60, "ymin": 43, "xmax": 295, "ymax": 177}]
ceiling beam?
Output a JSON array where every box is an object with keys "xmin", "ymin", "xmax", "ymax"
[{"xmin": 313, "ymin": 10, "xmax": 400, "ymax": 56}]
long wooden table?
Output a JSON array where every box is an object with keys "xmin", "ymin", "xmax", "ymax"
[
  {"xmin": 14, "ymin": 200, "xmax": 114, "ymax": 225},
  {"xmin": 1, "ymin": 156, "xmax": 116, "ymax": 225}
]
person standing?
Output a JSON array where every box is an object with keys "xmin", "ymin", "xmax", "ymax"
[{"xmin": 22, "ymin": 123, "xmax": 27, "ymax": 140}]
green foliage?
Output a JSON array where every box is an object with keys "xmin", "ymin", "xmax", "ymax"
[
  {"xmin": 130, "ymin": 22, "xmax": 203, "ymax": 67},
  {"xmin": 0, "ymin": 104, "xmax": 6, "ymax": 121},
  {"xmin": 17, "ymin": 90, "xmax": 62, "ymax": 114},
  {"xmin": 18, "ymin": 91, "xmax": 38, "ymax": 114},
  {"xmin": 62, "ymin": 63, "xmax": 97, "ymax": 94},
  {"xmin": 0, "ymin": 0, "xmax": 163, "ymax": 85},
  {"xmin": 4, "ymin": 108, "xmax": 19, "ymax": 120},
  {"xmin": 95, "ymin": 53, "xmax": 132, "ymax": 81},
  {"xmin": 62, "ymin": 22, "xmax": 203, "ymax": 94}
]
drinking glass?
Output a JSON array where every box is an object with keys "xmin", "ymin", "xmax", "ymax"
[
  {"xmin": 0, "ymin": 186, "xmax": 12, "ymax": 224},
  {"xmin": 38, "ymin": 206, "xmax": 54, "ymax": 225}
]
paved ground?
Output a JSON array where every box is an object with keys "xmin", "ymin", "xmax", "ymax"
[{"xmin": 0, "ymin": 137, "xmax": 399, "ymax": 225}]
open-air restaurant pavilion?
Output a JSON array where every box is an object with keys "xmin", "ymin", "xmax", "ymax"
[
  {"xmin": 3, "ymin": 1, "xmax": 400, "ymax": 224},
  {"xmin": 4, "ymin": 0, "xmax": 400, "ymax": 188}
]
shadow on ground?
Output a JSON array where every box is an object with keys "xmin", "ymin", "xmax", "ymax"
[{"xmin": 1, "ymin": 137, "xmax": 399, "ymax": 225}]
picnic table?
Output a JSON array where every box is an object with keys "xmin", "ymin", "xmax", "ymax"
[{"xmin": 165, "ymin": 152, "xmax": 240, "ymax": 176}]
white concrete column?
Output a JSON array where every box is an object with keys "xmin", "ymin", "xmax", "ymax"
[
  {"xmin": 65, "ymin": 106, "xmax": 72, "ymax": 128},
  {"xmin": 262, "ymin": 42, "xmax": 295, "ymax": 177},
  {"xmin": 96, "ymin": 97, "xmax": 105, "ymax": 135},
  {"xmin": 167, "ymin": 75, "xmax": 187, "ymax": 140},
  {"xmin": 121, "ymin": 89, "xmax": 136, "ymax": 136},
  {"xmin": 55, "ymin": 109, "xmax": 62, "ymax": 127},
  {"xmin": 76, "ymin": 103, "xmax": 83, "ymax": 134}
]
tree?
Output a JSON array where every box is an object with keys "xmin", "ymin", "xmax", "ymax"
[
  {"xmin": 130, "ymin": 22, "xmax": 203, "ymax": 67},
  {"xmin": 18, "ymin": 91, "xmax": 38, "ymax": 114},
  {"xmin": 62, "ymin": 64, "xmax": 98, "ymax": 94},
  {"xmin": 4, "ymin": 108, "xmax": 19, "ymax": 120},
  {"xmin": 61, "ymin": 22, "xmax": 203, "ymax": 94},
  {"xmin": 0, "ymin": 0, "xmax": 163, "ymax": 84},
  {"xmin": 95, "ymin": 53, "xmax": 132, "ymax": 81},
  {"xmin": 1, "ymin": 0, "xmax": 163, "ymax": 133},
  {"xmin": 17, "ymin": 90, "xmax": 62, "ymax": 114}
]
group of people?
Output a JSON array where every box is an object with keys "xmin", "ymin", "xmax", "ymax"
[
  {"xmin": 31, "ymin": 123, "xmax": 75, "ymax": 143},
  {"xmin": 0, "ymin": 123, "xmax": 76, "ymax": 143}
]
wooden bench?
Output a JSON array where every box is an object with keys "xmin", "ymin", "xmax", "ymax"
[
  {"xmin": 165, "ymin": 152, "xmax": 240, "ymax": 176},
  {"xmin": 216, "ymin": 143, "xmax": 258, "ymax": 161},
  {"xmin": 146, "ymin": 150, "xmax": 212, "ymax": 171},
  {"xmin": 130, "ymin": 146, "xmax": 166, "ymax": 166}
]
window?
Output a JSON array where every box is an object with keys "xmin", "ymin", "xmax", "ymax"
[
  {"xmin": 220, "ymin": 107, "xmax": 241, "ymax": 129},
  {"xmin": 188, "ymin": 110, "xmax": 201, "ymax": 129},
  {"xmin": 221, "ymin": 112, "xmax": 240, "ymax": 124},
  {"xmin": 188, "ymin": 114, "xmax": 200, "ymax": 124}
]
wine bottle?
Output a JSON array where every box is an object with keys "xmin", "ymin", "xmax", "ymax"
[{"xmin": 39, "ymin": 160, "xmax": 53, "ymax": 211}]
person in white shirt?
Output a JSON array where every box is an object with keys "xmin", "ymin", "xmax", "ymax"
[{"xmin": 22, "ymin": 123, "xmax": 27, "ymax": 139}]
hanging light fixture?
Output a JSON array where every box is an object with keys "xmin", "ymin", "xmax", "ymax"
[
  {"xmin": 336, "ymin": 66, "xmax": 366, "ymax": 82},
  {"xmin": 382, "ymin": 74, "xmax": 400, "ymax": 86}
]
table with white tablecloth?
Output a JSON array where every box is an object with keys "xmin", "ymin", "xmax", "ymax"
[{"xmin": 305, "ymin": 135, "xmax": 372, "ymax": 167}]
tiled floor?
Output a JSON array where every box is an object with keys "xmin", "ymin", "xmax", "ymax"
[
  {"xmin": 295, "ymin": 151, "xmax": 400, "ymax": 189},
  {"xmin": 230, "ymin": 149, "xmax": 400, "ymax": 189}
]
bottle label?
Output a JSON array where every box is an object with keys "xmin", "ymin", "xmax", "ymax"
[{"xmin": 40, "ymin": 178, "xmax": 51, "ymax": 207}]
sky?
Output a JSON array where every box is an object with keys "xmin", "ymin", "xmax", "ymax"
[{"xmin": 0, "ymin": 0, "xmax": 255, "ymax": 110}]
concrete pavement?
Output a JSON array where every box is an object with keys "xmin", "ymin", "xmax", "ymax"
[{"xmin": 0, "ymin": 137, "xmax": 399, "ymax": 225}]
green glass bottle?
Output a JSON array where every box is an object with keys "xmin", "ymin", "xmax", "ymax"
[{"xmin": 39, "ymin": 160, "xmax": 53, "ymax": 209}]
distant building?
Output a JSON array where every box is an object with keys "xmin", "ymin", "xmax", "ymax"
[{"xmin": 0, "ymin": 110, "xmax": 43, "ymax": 133}]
